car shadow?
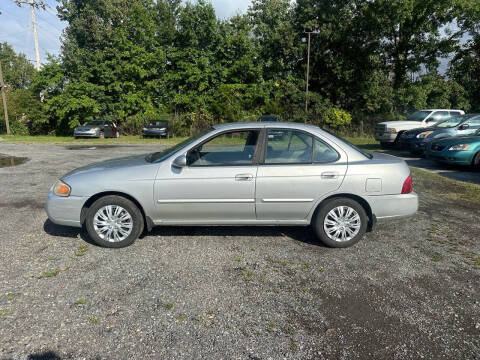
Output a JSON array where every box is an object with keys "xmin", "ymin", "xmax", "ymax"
[
  {"xmin": 43, "ymin": 219, "xmax": 325, "ymax": 247},
  {"xmin": 43, "ymin": 219, "xmax": 97, "ymax": 246},
  {"xmin": 146, "ymin": 225, "xmax": 324, "ymax": 246}
]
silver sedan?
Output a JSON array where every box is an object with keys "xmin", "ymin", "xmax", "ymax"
[{"xmin": 46, "ymin": 122, "xmax": 418, "ymax": 248}]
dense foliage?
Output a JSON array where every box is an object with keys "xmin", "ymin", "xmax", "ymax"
[{"xmin": 1, "ymin": 0, "xmax": 480, "ymax": 136}]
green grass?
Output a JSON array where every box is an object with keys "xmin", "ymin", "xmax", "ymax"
[
  {"xmin": 75, "ymin": 244, "xmax": 88, "ymax": 257},
  {"xmin": 0, "ymin": 135, "xmax": 186, "ymax": 144},
  {"xmin": 162, "ymin": 301, "xmax": 174, "ymax": 310},
  {"xmin": 37, "ymin": 268, "xmax": 60, "ymax": 279},
  {"xmin": 411, "ymin": 167, "xmax": 480, "ymax": 205},
  {"xmin": 344, "ymin": 136, "xmax": 379, "ymax": 151},
  {"xmin": 76, "ymin": 298, "xmax": 87, "ymax": 305},
  {"xmin": 89, "ymin": 315, "xmax": 99, "ymax": 324}
]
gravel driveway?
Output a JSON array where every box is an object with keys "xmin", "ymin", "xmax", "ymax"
[{"xmin": 0, "ymin": 143, "xmax": 479, "ymax": 359}]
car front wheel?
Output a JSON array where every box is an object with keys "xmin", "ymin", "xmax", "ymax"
[
  {"xmin": 85, "ymin": 195, "xmax": 144, "ymax": 248},
  {"xmin": 313, "ymin": 197, "xmax": 368, "ymax": 248},
  {"xmin": 472, "ymin": 151, "xmax": 480, "ymax": 171}
]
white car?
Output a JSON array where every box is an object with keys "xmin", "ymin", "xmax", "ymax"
[{"xmin": 374, "ymin": 109, "xmax": 465, "ymax": 148}]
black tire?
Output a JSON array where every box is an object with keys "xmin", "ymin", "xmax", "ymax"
[
  {"xmin": 472, "ymin": 151, "xmax": 480, "ymax": 171},
  {"xmin": 85, "ymin": 195, "xmax": 144, "ymax": 248},
  {"xmin": 313, "ymin": 197, "xmax": 368, "ymax": 248},
  {"xmin": 410, "ymin": 149, "xmax": 424, "ymax": 156}
]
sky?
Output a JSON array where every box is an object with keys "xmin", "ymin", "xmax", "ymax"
[{"xmin": 0, "ymin": 0, "xmax": 252, "ymax": 65}]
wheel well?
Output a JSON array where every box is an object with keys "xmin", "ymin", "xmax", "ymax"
[
  {"xmin": 312, "ymin": 194, "xmax": 375, "ymax": 231},
  {"xmin": 472, "ymin": 150, "xmax": 480, "ymax": 166},
  {"xmin": 80, "ymin": 191, "xmax": 153, "ymax": 231}
]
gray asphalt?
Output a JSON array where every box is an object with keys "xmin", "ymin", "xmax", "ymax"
[{"xmin": 0, "ymin": 142, "xmax": 479, "ymax": 359}]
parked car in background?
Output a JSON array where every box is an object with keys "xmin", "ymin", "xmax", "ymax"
[
  {"xmin": 46, "ymin": 122, "xmax": 418, "ymax": 249},
  {"xmin": 142, "ymin": 120, "xmax": 171, "ymax": 138},
  {"xmin": 398, "ymin": 115, "xmax": 479, "ymax": 155},
  {"xmin": 74, "ymin": 120, "xmax": 119, "ymax": 139},
  {"xmin": 374, "ymin": 109, "xmax": 465, "ymax": 148},
  {"xmin": 259, "ymin": 115, "xmax": 279, "ymax": 122},
  {"xmin": 427, "ymin": 129, "xmax": 480, "ymax": 170}
]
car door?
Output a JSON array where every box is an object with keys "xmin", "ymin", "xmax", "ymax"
[
  {"xmin": 255, "ymin": 128, "xmax": 347, "ymax": 220},
  {"xmin": 153, "ymin": 129, "xmax": 261, "ymax": 223}
]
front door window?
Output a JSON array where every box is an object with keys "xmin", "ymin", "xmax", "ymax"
[{"xmin": 187, "ymin": 130, "xmax": 260, "ymax": 166}]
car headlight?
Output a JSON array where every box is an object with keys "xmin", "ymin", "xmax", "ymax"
[
  {"xmin": 159, "ymin": 127, "xmax": 166, "ymax": 131},
  {"xmin": 386, "ymin": 128, "xmax": 397, "ymax": 133},
  {"xmin": 448, "ymin": 144, "xmax": 471, "ymax": 151},
  {"xmin": 52, "ymin": 180, "xmax": 71, "ymax": 197},
  {"xmin": 143, "ymin": 128, "xmax": 148, "ymax": 131},
  {"xmin": 417, "ymin": 131, "xmax": 433, "ymax": 139}
]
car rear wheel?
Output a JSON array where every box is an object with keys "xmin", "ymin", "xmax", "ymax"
[
  {"xmin": 313, "ymin": 197, "xmax": 368, "ymax": 248},
  {"xmin": 85, "ymin": 195, "xmax": 144, "ymax": 248}
]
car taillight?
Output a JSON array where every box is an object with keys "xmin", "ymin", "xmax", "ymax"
[{"xmin": 401, "ymin": 173, "xmax": 413, "ymax": 194}]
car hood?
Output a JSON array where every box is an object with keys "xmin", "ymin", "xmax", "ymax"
[
  {"xmin": 404, "ymin": 126, "xmax": 437, "ymax": 135},
  {"xmin": 62, "ymin": 154, "xmax": 150, "ymax": 179},
  {"xmin": 378, "ymin": 121, "xmax": 426, "ymax": 127}
]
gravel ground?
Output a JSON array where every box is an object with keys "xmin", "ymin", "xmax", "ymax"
[{"xmin": 0, "ymin": 143, "xmax": 479, "ymax": 360}]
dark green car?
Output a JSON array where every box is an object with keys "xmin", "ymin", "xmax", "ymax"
[{"xmin": 426, "ymin": 129, "xmax": 480, "ymax": 170}]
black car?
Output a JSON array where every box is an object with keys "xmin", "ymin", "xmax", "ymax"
[
  {"xmin": 142, "ymin": 120, "xmax": 171, "ymax": 138},
  {"xmin": 259, "ymin": 115, "xmax": 279, "ymax": 122}
]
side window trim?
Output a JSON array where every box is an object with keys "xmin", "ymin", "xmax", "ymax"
[
  {"xmin": 259, "ymin": 128, "xmax": 340, "ymax": 165},
  {"xmin": 187, "ymin": 128, "xmax": 262, "ymax": 167}
]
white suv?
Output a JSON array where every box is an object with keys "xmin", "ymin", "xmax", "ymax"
[{"xmin": 374, "ymin": 109, "xmax": 465, "ymax": 147}]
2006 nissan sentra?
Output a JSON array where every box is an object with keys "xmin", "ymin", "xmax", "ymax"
[{"xmin": 46, "ymin": 122, "xmax": 418, "ymax": 248}]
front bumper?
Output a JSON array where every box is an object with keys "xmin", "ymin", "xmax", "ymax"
[
  {"xmin": 74, "ymin": 131, "xmax": 100, "ymax": 138},
  {"xmin": 45, "ymin": 192, "xmax": 87, "ymax": 228},
  {"xmin": 143, "ymin": 129, "xmax": 167, "ymax": 137},
  {"xmin": 374, "ymin": 132, "xmax": 397, "ymax": 143},
  {"xmin": 426, "ymin": 151, "xmax": 473, "ymax": 165},
  {"xmin": 366, "ymin": 192, "xmax": 418, "ymax": 220}
]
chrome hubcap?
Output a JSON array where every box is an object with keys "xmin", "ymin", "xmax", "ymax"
[
  {"xmin": 93, "ymin": 205, "xmax": 133, "ymax": 242},
  {"xmin": 323, "ymin": 206, "xmax": 361, "ymax": 242}
]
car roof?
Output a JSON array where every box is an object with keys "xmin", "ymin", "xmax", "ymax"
[
  {"xmin": 213, "ymin": 121, "xmax": 320, "ymax": 131},
  {"xmin": 422, "ymin": 109, "xmax": 464, "ymax": 112}
]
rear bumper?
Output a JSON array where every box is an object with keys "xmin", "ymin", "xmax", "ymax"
[
  {"xmin": 45, "ymin": 192, "xmax": 86, "ymax": 228},
  {"xmin": 365, "ymin": 192, "xmax": 418, "ymax": 220}
]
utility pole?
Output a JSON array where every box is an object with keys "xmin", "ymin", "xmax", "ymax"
[
  {"xmin": 304, "ymin": 30, "xmax": 320, "ymax": 118},
  {"xmin": 0, "ymin": 62, "xmax": 11, "ymax": 135},
  {"xmin": 14, "ymin": 0, "xmax": 48, "ymax": 71}
]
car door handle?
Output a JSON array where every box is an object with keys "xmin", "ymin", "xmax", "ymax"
[
  {"xmin": 321, "ymin": 172, "xmax": 338, "ymax": 179},
  {"xmin": 235, "ymin": 174, "xmax": 253, "ymax": 181}
]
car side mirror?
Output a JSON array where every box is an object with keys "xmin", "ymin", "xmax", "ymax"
[
  {"xmin": 172, "ymin": 154, "xmax": 187, "ymax": 168},
  {"xmin": 458, "ymin": 124, "xmax": 469, "ymax": 130}
]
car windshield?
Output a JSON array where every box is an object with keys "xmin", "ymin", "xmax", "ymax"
[
  {"xmin": 146, "ymin": 121, "xmax": 168, "ymax": 128},
  {"xmin": 83, "ymin": 120, "xmax": 104, "ymax": 126},
  {"xmin": 434, "ymin": 117, "xmax": 464, "ymax": 128},
  {"xmin": 146, "ymin": 128, "xmax": 213, "ymax": 163},
  {"xmin": 406, "ymin": 111, "xmax": 432, "ymax": 121}
]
